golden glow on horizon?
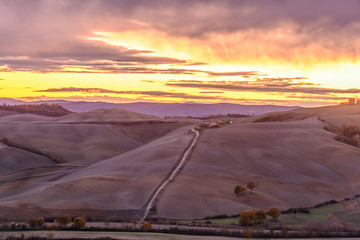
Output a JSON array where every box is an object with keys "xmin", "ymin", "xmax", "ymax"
[{"xmin": 1, "ymin": 30, "xmax": 360, "ymax": 106}]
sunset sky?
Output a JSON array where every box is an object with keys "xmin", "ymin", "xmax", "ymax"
[{"xmin": 1, "ymin": 0, "xmax": 360, "ymax": 106}]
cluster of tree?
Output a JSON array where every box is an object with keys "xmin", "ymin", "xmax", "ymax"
[
  {"xmin": 28, "ymin": 214, "xmax": 86, "ymax": 230},
  {"xmin": 0, "ymin": 103, "xmax": 72, "ymax": 117},
  {"xmin": 28, "ymin": 217, "xmax": 45, "ymax": 229},
  {"xmin": 254, "ymin": 113, "xmax": 310, "ymax": 122},
  {"xmin": 239, "ymin": 207, "xmax": 281, "ymax": 226},
  {"xmin": 57, "ymin": 214, "xmax": 86, "ymax": 229},
  {"xmin": 234, "ymin": 182, "xmax": 256, "ymax": 196},
  {"xmin": 164, "ymin": 113, "xmax": 250, "ymax": 120},
  {"xmin": 1, "ymin": 137, "xmax": 65, "ymax": 164},
  {"xmin": 334, "ymin": 124, "xmax": 360, "ymax": 147}
]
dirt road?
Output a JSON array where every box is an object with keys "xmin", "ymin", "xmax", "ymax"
[{"xmin": 140, "ymin": 129, "xmax": 200, "ymax": 222}]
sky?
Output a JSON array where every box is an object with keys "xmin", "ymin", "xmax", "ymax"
[{"xmin": 1, "ymin": 0, "xmax": 360, "ymax": 106}]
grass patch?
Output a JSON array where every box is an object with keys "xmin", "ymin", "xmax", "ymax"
[
  {"xmin": 194, "ymin": 203, "xmax": 345, "ymax": 228},
  {"xmin": 340, "ymin": 211, "xmax": 360, "ymax": 226},
  {"xmin": 201, "ymin": 218, "xmax": 238, "ymax": 224}
]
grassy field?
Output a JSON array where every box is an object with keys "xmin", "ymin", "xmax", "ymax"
[{"xmin": 189, "ymin": 201, "xmax": 352, "ymax": 229}]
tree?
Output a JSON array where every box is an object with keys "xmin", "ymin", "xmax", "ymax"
[
  {"xmin": 255, "ymin": 209, "xmax": 267, "ymax": 223},
  {"xmin": 59, "ymin": 214, "xmax": 72, "ymax": 227},
  {"xmin": 142, "ymin": 222, "xmax": 152, "ymax": 231},
  {"xmin": 268, "ymin": 207, "xmax": 281, "ymax": 221},
  {"xmin": 234, "ymin": 185, "xmax": 247, "ymax": 196},
  {"xmin": 239, "ymin": 210, "xmax": 256, "ymax": 226},
  {"xmin": 36, "ymin": 217, "xmax": 45, "ymax": 228},
  {"xmin": 72, "ymin": 217, "xmax": 86, "ymax": 229},
  {"xmin": 247, "ymin": 182, "xmax": 256, "ymax": 193},
  {"xmin": 239, "ymin": 185, "xmax": 247, "ymax": 195},
  {"xmin": 28, "ymin": 217, "xmax": 37, "ymax": 228}
]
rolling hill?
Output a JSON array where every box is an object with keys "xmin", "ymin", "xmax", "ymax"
[
  {"xmin": 0, "ymin": 98, "xmax": 298, "ymax": 117},
  {"xmin": 0, "ymin": 104, "xmax": 360, "ymax": 221}
]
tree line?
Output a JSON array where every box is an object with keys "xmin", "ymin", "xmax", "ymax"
[
  {"xmin": 28, "ymin": 214, "xmax": 86, "ymax": 229},
  {"xmin": 0, "ymin": 103, "xmax": 72, "ymax": 117},
  {"xmin": 239, "ymin": 207, "xmax": 281, "ymax": 226}
]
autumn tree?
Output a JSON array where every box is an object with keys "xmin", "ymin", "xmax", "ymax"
[
  {"xmin": 36, "ymin": 217, "xmax": 45, "ymax": 228},
  {"xmin": 268, "ymin": 207, "xmax": 281, "ymax": 221},
  {"xmin": 142, "ymin": 222, "xmax": 152, "ymax": 231},
  {"xmin": 72, "ymin": 217, "xmax": 86, "ymax": 229},
  {"xmin": 247, "ymin": 182, "xmax": 256, "ymax": 193},
  {"xmin": 239, "ymin": 185, "xmax": 247, "ymax": 195},
  {"xmin": 59, "ymin": 214, "xmax": 72, "ymax": 227},
  {"xmin": 239, "ymin": 210, "xmax": 256, "ymax": 226},
  {"xmin": 28, "ymin": 217, "xmax": 37, "ymax": 228},
  {"xmin": 234, "ymin": 185, "xmax": 247, "ymax": 196},
  {"xmin": 255, "ymin": 209, "xmax": 267, "ymax": 223}
]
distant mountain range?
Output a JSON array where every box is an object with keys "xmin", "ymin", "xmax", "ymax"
[{"xmin": 0, "ymin": 98, "xmax": 298, "ymax": 117}]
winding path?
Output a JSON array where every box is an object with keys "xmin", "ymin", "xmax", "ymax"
[{"xmin": 140, "ymin": 128, "xmax": 200, "ymax": 222}]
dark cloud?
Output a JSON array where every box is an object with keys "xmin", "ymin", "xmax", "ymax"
[
  {"xmin": 165, "ymin": 79, "xmax": 360, "ymax": 95},
  {"xmin": 1, "ymin": 0, "xmax": 359, "ymax": 71},
  {"xmin": 35, "ymin": 87, "xmax": 232, "ymax": 100},
  {"xmin": 286, "ymin": 95, "xmax": 348, "ymax": 101},
  {"xmin": 0, "ymin": 39, "xmax": 191, "ymax": 73},
  {"xmin": 28, "ymin": 86, "xmax": 345, "ymax": 105},
  {"xmin": 199, "ymin": 91, "xmax": 224, "ymax": 94},
  {"xmin": 35, "ymin": 87, "xmax": 121, "ymax": 94},
  {"xmin": 205, "ymin": 71, "xmax": 263, "ymax": 77},
  {"xmin": 81, "ymin": 0, "xmax": 360, "ymax": 37}
]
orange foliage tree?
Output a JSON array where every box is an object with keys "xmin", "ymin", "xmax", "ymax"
[
  {"xmin": 255, "ymin": 209, "xmax": 267, "ymax": 223},
  {"xmin": 239, "ymin": 210, "xmax": 256, "ymax": 226},
  {"xmin": 234, "ymin": 185, "xmax": 247, "ymax": 196},
  {"xmin": 268, "ymin": 207, "xmax": 281, "ymax": 221},
  {"xmin": 247, "ymin": 182, "xmax": 256, "ymax": 193},
  {"xmin": 142, "ymin": 222, "xmax": 152, "ymax": 231}
]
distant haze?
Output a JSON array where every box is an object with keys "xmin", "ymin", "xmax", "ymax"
[{"xmin": 0, "ymin": 98, "xmax": 297, "ymax": 117}]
